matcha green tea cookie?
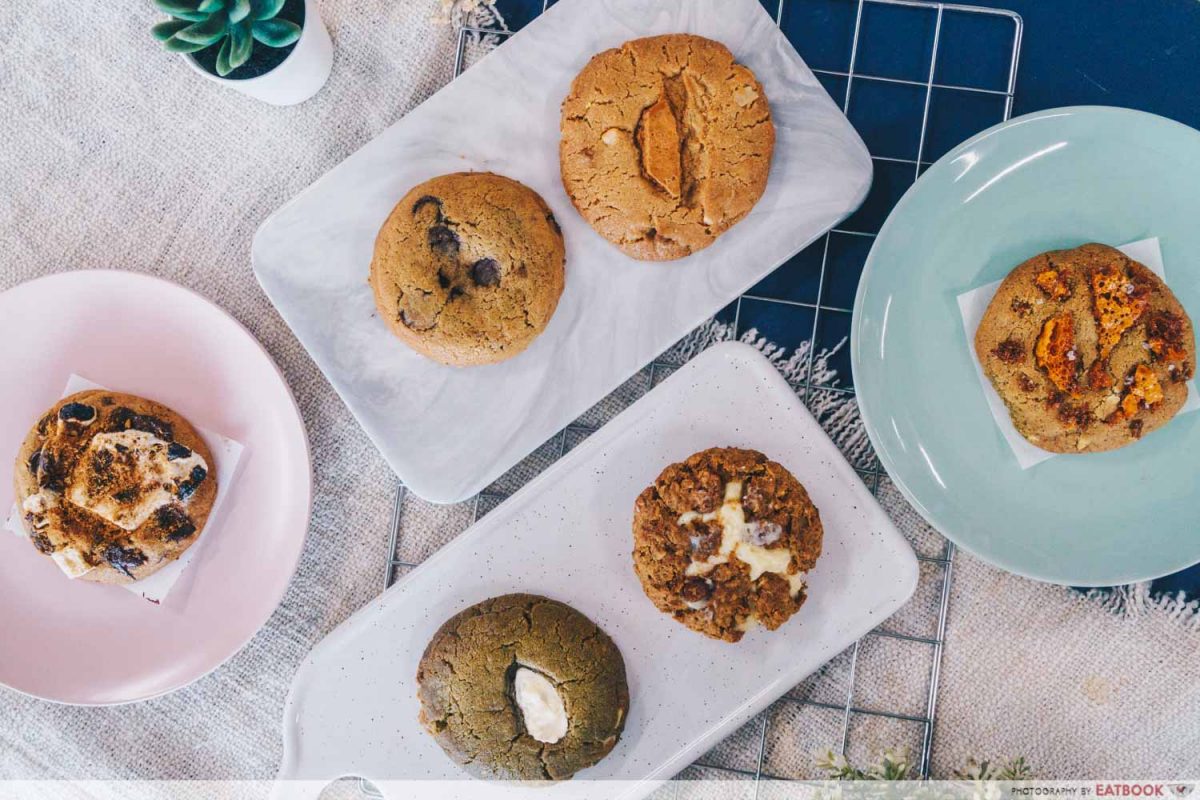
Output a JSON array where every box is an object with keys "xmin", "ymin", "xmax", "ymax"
[{"xmin": 416, "ymin": 594, "xmax": 629, "ymax": 781}]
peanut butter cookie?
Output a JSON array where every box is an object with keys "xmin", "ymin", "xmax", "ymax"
[
  {"xmin": 975, "ymin": 243, "xmax": 1195, "ymax": 453},
  {"xmin": 13, "ymin": 390, "xmax": 216, "ymax": 583},
  {"xmin": 416, "ymin": 594, "xmax": 628, "ymax": 781},
  {"xmin": 369, "ymin": 172, "xmax": 566, "ymax": 366},
  {"xmin": 560, "ymin": 34, "xmax": 775, "ymax": 261},
  {"xmin": 632, "ymin": 447, "xmax": 823, "ymax": 643}
]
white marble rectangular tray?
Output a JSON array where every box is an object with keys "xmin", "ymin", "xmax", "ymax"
[
  {"xmin": 272, "ymin": 343, "xmax": 917, "ymax": 799},
  {"xmin": 252, "ymin": 0, "xmax": 872, "ymax": 503}
]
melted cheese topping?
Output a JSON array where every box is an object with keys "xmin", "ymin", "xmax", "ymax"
[
  {"xmin": 66, "ymin": 430, "xmax": 207, "ymax": 531},
  {"xmin": 679, "ymin": 481, "xmax": 803, "ymax": 595}
]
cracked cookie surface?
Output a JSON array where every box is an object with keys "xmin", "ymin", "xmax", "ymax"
[
  {"xmin": 369, "ymin": 172, "xmax": 566, "ymax": 366},
  {"xmin": 13, "ymin": 390, "xmax": 216, "ymax": 584},
  {"xmin": 975, "ymin": 242, "xmax": 1195, "ymax": 453},
  {"xmin": 416, "ymin": 593, "xmax": 629, "ymax": 781},
  {"xmin": 560, "ymin": 34, "xmax": 775, "ymax": 261},
  {"xmin": 632, "ymin": 448, "xmax": 823, "ymax": 643}
]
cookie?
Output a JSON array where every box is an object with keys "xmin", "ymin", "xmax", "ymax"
[
  {"xmin": 632, "ymin": 447, "xmax": 823, "ymax": 642},
  {"xmin": 975, "ymin": 243, "xmax": 1195, "ymax": 453},
  {"xmin": 369, "ymin": 172, "xmax": 566, "ymax": 367},
  {"xmin": 416, "ymin": 594, "xmax": 628, "ymax": 781},
  {"xmin": 13, "ymin": 390, "xmax": 217, "ymax": 583},
  {"xmin": 560, "ymin": 34, "xmax": 775, "ymax": 261}
]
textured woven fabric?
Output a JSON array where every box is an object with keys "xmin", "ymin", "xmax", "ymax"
[{"xmin": 1, "ymin": 0, "xmax": 1198, "ymax": 784}]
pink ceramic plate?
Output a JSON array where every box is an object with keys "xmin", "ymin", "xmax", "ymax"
[{"xmin": 0, "ymin": 271, "xmax": 311, "ymax": 704}]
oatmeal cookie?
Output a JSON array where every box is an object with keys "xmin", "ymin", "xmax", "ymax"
[
  {"xmin": 560, "ymin": 34, "xmax": 775, "ymax": 260},
  {"xmin": 416, "ymin": 594, "xmax": 628, "ymax": 781},
  {"xmin": 975, "ymin": 243, "xmax": 1194, "ymax": 453},
  {"xmin": 632, "ymin": 447, "xmax": 823, "ymax": 642},
  {"xmin": 13, "ymin": 390, "xmax": 216, "ymax": 583},
  {"xmin": 369, "ymin": 172, "xmax": 566, "ymax": 366}
]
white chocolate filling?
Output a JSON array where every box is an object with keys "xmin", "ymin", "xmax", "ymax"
[
  {"xmin": 679, "ymin": 480, "xmax": 805, "ymax": 596},
  {"xmin": 513, "ymin": 667, "xmax": 568, "ymax": 743}
]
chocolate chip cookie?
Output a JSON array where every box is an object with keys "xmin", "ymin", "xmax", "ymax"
[
  {"xmin": 975, "ymin": 243, "xmax": 1195, "ymax": 453},
  {"xmin": 13, "ymin": 390, "xmax": 217, "ymax": 583},
  {"xmin": 416, "ymin": 594, "xmax": 629, "ymax": 781},
  {"xmin": 560, "ymin": 34, "xmax": 775, "ymax": 261},
  {"xmin": 369, "ymin": 172, "xmax": 566, "ymax": 366},
  {"xmin": 632, "ymin": 447, "xmax": 823, "ymax": 643}
]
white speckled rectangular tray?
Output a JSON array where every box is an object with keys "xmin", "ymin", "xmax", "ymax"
[
  {"xmin": 272, "ymin": 343, "xmax": 917, "ymax": 798},
  {"xmin": 252, "ymin": 0, "xmax": 872, "ymax": 504}
]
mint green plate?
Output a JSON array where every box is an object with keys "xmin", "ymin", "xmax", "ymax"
[{"xmin": 852, "ymin": 107, "xmax": 1200, "ymax": 586}]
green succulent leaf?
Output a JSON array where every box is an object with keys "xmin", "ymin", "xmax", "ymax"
[
  {"xmin": 250, "ymin": 18, "xmax": 301, "ymax": 48},
  {"xmin": 152, "ymin": 18, "xmax": 192, "ymax": 41},
  {"xmin": 227, "ymin": 0, "xmax": 252, "ymax": 23},
  {"xmin": 163, "ymin": 32, "xmax": 211, "ymax": 53},
  {"xmin": 197, "ymin": 0, "xmax": 226, "ymax": 12},
  {"xmin": 154, "ymin": 0, "xmax": 207, "ymax": 20},
  {"xmin": 228, "ymin": 20, "xmax": 254, "ymax": 71},
  {"xmin": 215, "ymin": 35, "xmax": 234, "ymax": 76},
  {"xmin": 175, "ymin": 13, "xmax": 228, "ymax": 45},
  {"xmin": 248, "ymin": 0, "xmax": 285, "ymax": 21}
]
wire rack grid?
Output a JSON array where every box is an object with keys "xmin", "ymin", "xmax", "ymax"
[{"xmin": 376, "ymin": 0, "xmax": 1023, "ymax": 791}]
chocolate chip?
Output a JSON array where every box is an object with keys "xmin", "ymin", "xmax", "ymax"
[
  {"xmin": 177, "ymin": 465, "xmax": 208, "ymax": 500},
  {"xmin": 1010, "ymin": 298, "xmax": 1033, "ymax": 317},
  {"xmin": 1128, "ymin": 419, "xmax": 1144, "ymax": 439},
  {"xmin": 109, "ymin": 408, "xmax": 174, "ymax": 441},
  {"xmin": 680, "ymin": 576, "xmax": 713, "ymax": 604},
  {"xmin": 58, "ymin": 402, "xmax": 96, "ymax": 423},
  {"xmin": 448, "ymin": 286, "xmax": 464, "ymax": 301},
  {"xmin": 38, "ymin": 454, "xmax": 66, "ymax": 493},
  {"xmin": 427, "ymin": 225, "xmax": 459, "ymax": 256},
  {"xmin": 646, "ymin": 228, "xmax": 657, "ymax": 239},
  {"xmin": 157, "ymin": 505, "xmax": 197, "ymax": 542},
  {"xmin": 470, "ymin": 258, "xmax": 501, "ymax": 287},
  {"xmin": 411, "ymin": 195, "xmax": 443, "ymax": 218},
  {"xmin": 113, "ymin": 488, "xmax": 138, "ymax": 503},
  {"xmin": 103, "ymin": 543, "xmax": 147, "ymax": 578},
  {"xmin": 993, "ymin": 338, "xmax": 1025, "ymax": 364},
  {"xmin": 437, "ymin": 269, "xmax": 452, "ymax": 290},
  {"xmin": 545, "ymin": 212, "xmax": 561, "ymax": 235},
  {"xmin": 27, "ymin": 449, "xmax": 41, "ymax": 475},
  {"xmin": 30, "ymin": 532, "xmax": 53, "ymax": 554},
  {"xmin": 166, "ymin": 442, "xmax": 192, "ymax": 461}
]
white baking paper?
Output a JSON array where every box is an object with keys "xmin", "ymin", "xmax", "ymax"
[
  {"xmin": 958, "ymin": 238, "xmax": 1200, "ymax": 469},
  {"xmin": 5, "ymin": 375, "xmax": 244, "ymax": 603}
]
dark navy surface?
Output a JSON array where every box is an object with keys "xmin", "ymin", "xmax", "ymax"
[{"xmin": 494, "ymin": 0, "xmax": 1200, "ymax": 595}]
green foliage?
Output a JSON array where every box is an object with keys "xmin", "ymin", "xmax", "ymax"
[
  {"xmin": 152, "ymin": 0, "xmax": 302, "ymax": 77},
  {"xmin": 818, "ymin": 748, "xmax": 1033, "ymax": 782},
  {"xmin": 818, "ymin": 749, "xmax": 918, "ymax": 781}
]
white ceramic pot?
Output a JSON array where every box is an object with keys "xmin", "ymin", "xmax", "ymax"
[{"xmin": 184, "ymin": 0, "xmax": 332, "ymax": 106}]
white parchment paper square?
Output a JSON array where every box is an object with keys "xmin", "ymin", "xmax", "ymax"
[
  {"xmin": 958, "ymin": 237, "xmax": 1199, "ymax": 469},
  {"xmin": 5, "ymin": 375, "xmax": 245, "ymax": 603}
]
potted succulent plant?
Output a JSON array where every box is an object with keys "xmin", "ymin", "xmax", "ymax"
[{"xmin": 152, "ymin": 0, "xmax": 333, "ymax": 106}]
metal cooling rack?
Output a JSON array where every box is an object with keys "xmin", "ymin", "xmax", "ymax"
[{"xmin": 373, "ymin": 0, "xmax": 1023, "ymax": 790}]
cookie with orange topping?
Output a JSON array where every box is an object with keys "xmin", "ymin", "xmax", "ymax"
[{"xmin": 975, "ymin": 242, "xmax": 1194, "ymax": 453}]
